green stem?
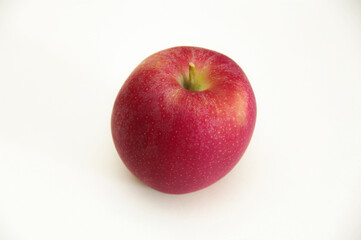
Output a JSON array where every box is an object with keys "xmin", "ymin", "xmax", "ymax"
[{"xmin": 188, "ymin": 62, "xmax": 195, "ymax": 88}]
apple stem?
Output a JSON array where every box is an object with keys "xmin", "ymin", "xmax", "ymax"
[{"xmin": 189, "ymin": 62, "xmax": 195, "ymax": 87}]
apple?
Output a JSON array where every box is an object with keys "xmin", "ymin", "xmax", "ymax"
[{"xmin": 111, "ymin": 46, "xmax": 256, "ymax": 194}]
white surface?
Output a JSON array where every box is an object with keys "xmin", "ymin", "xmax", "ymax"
[{"xmin": 0, "ymin": 0, "xmax": 360, "ymax": 239}]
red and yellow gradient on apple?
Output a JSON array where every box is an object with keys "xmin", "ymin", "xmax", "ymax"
[{"xmin": 111, "ymin": 46, "xmax": 256, "ymax": 194}]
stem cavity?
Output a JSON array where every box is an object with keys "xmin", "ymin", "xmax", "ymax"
[{"xmin": 180, "ymin": 62, "xmax": 209, "ymax": 91}]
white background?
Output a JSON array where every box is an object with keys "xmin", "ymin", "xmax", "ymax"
[{"xmin": 0, "ymin": 0, "xmax": 360, "ymax": 239}]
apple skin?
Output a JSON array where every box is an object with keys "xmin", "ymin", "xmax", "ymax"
[{"xmin": 111, "ymin": 46, "xmax": 256, "ymax": 194}]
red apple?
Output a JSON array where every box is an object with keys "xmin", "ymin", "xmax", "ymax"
[{"xmin": 111, "ymin": 46, "xmax": 256, "ymax": 194}]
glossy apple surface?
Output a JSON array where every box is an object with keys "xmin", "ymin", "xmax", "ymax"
[{"xmin": 111, "ymin": 46, "xmax": 256, "ymax": 194}]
